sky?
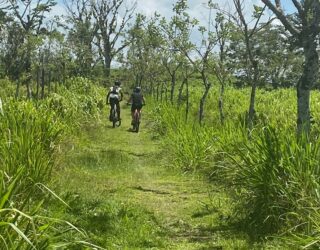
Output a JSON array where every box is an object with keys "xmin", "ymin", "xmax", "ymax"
[
  {"xmin": 51, "ymin": 0, "xmax": 296, "ymax": 21},
  {"xmin": 47, "ymin": 0, "xmax": 297, "ymax": 65},
  {"xmin": 49, "ymin": 0, "xmax": 297, "ymax": 47},
  {"xmin": 134, "ymin": 0, "xmax": 296, "ymax": 20},
  {"xmin": 130, "ymin": 0, "xmax": 297, "ymax": 45}
]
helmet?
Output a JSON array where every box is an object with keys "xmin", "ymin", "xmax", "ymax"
[
  {"xmin": 135, "ymin": 86, "xmax": 141, "ymax": 93},
  {"xmin": 114, "ymin": 80, "xmax": 121, "ymax": 86}
]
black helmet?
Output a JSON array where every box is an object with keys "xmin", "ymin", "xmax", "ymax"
[
  {"xmin": 114, "ymin": 80, "xmax": 121, "ymax": 86},
  {"xmin": 135, "ymin": 86, "xmax": 141, "ymax": 92}
]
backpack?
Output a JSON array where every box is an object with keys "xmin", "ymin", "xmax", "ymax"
[
  {"xmin": 111, "ymin": 86, "xmax": 119, "ymax": 94},
  {"xmin": 132, "ymin": 92, "xmax": 143, "ymax": 105}
]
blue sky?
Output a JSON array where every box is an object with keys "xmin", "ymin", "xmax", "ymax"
[
  {"xmin": 132, "ymin": 0, "xmax": 297, "ymax": 44},
  {"xmin": 134, "ymin": 0, "xmax": 297, "ymax": 18},
  {"xmin": 50, "ymin": 0, "xmax": 297, "ymax": 46},
  {"xmin": 52, "ymin": 0, "xmax": 297, "ymax": 20}
]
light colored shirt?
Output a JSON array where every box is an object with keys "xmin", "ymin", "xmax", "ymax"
[{"xmin": 109, "ymin": 86, "xmax": 122, "ymax": 100}]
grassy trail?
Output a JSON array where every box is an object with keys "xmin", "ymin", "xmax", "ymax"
[{"xmin": 54, "ymin": 105, "xmax": 256, "ymax": 249}]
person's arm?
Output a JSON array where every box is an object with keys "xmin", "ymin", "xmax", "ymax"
[
  {"xmin": 119, "ymin": 89, "xmax": 124, "ymax": 101},
  {"xmin": 106, "ymin": 92, "xmax": 110, "ymax": 104},
  {"xmin": 142, "ymin": 95, "xmax": 146, "ymax": 105}
]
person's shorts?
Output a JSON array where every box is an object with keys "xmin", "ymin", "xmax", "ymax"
[
  {"xmin": 131, "ymin": 104, "xmax": 142, "ymax": 112},
  {"xmin": 110, "ymin": 97, "xmax": 120, "ymax": 106}
]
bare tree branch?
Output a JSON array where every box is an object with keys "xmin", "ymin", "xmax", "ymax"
[{"xmin": 261, "ymin": 0, "xmax": 299, "ymax": 36}]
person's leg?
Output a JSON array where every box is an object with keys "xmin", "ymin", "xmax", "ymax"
[
  {"xmin": 137, "ymin": 105, "xmax": 142, "ymax": 120},
  {"xmin": 131, "ymin": 105, "xmax": 136, "ymax": 125},
  {"xmin": 116, "ymin": 100, "xmax": 120, "ymax": 120},
  {"xmin": 109, "ymin": 98, "xmax": 115, "ymax": 121}
]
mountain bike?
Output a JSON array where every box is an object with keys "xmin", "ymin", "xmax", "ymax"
[
  {"xmin": 110, "ymin": 102, "xmax": 121, "ymax": 128},
  {"xmin": 132, "ymin": 108, "xmax": 141, "ymax": 132}
]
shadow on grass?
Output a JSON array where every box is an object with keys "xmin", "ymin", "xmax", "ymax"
[
  {"xmin": 73, "ymin": 148, "xmax": 133, "ymax": 170},
  {"xmin": 62, "ymin": 192, "xmax": 168, "ymax": 248}
]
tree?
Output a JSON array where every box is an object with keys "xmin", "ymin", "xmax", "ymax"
[
  {"xmin": 231, "ymin": 0, "xmax": 270, "ymax": 129},
  {"xmin": 64, "ymin": 0, "xmax": 96, "ymax": 77},
  {"xmin": 7, "ymin": 0, "xmax": 56, "ymax": 98},
  {"xmin": 261, "ymin": 0, "xmax": 320, "ymax": 135},
  {"xmin": 91, "ymin": 0, "xmax": 136, "ymax": 78},
  {"xmin": 213, "ymin": 12, "xmax": 232, "ymax": 124},
  {"xmin": 255, "ymin": 24, "xmax": 303, "ymax": 89},
  {"xmin": 124, "ymin": 13, "xmax": 165, "ymax": 92},
  {"xmin": 227, "ymin": 23, "xmax": 303, "ymax": 89},
  {"xmin": 173, "ymin": 0, "xmax": 216, "ymax": 125},
  {"xmin": 159, "ymin": 1, "xmax": 187, "ymax": 104}
]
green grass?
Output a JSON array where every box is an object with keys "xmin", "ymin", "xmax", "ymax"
[
  {"xmin": 2, "ymin": 77, "xmax": 317, "ymax": 248},
  {"xmin": 148, "ymin": 85, "xmax": 320, "ymax": 248},
  {"xmin": 50, "ymin": 103, "xmax": 293, "ymax": 249}
]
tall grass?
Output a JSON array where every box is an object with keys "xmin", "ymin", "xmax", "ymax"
[
  {"xmin": 0, "ymin": 77, "xmax": 106, "ymax": 248},
  {"xmin": 226, "ymin": 127, "xmax": 320, "ymax": 234},
  {"xmin": 149, "ymin": 86, "xmax": 320, "ymax": 246},
  {"xmin": 44, "ymin": 77, "xmax": 105, "ymax": 131},
  {"xmin": 149, "ymin": 102, "xmax": 218, "ymax": 172}
]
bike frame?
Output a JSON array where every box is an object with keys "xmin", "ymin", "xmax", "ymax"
[{"xmin": 111, "ymin": 102, "xmax": 121, "ymax": 127}]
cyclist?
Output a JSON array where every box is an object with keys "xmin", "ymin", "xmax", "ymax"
[
  {"xmin": 106, "ymin": 80, "xmax": 123, "ymax": 121},
  {"xmin": 128, "ymin": 86, "xmax": 145, "ymax": 125}
]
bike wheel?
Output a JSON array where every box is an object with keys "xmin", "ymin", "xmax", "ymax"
[
  {"xmin": 116, "ymin": 119, "xmax": 121, "ymax": 127},
  {"xmin": 133, "ymin": 110, "xmax": 140, "ymax": 132},
  {"xmin": 135, "ymin": 121, "xmax": 140, "ymax": 133},
  {"xmin": 112, "ymin": 109, "xmax": 117, "ymax": 128}
]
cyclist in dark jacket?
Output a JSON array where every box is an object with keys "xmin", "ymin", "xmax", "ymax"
[
  {"xmin": 128, "ymin": 86, "xmax": 145, "ymax": 125},
  {"xmin": 106, "ymin": 80, "xmax": 123, "ymax": 121}
]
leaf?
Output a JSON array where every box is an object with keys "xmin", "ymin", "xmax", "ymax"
[
  {"xmin": 0, "ymin": 169, "xmax": 22, "ymax": 209},
  {"xmin": 0, "ymin": 222, "xmax": 36, "ymax": 249}
]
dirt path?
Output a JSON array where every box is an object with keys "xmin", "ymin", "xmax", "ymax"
[{"xmin": 56, "ymin": 105, "xmax": 252, "ymax": 249}]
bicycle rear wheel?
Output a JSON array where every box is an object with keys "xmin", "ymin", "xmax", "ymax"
[
  {"xmin": 112, "ymin": 105, "xmax": 121, "ymax": 128},
  {"xmin": 133, "ymin": 110, "xmax": 140, "ymax": 132},
  {"xmin": 135, "ymin": 120, "xmax": 140, "ymax": 132},
  {"xmin": 112, "ymin": 108, "xmax": 117, "ymax": 128}
]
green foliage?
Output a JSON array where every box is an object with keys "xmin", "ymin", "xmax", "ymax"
[
  {"xmin": 0, "ymin": 78, "xmax": 16, "ymax": 98},
  {"xmin": 0, "ymin": 76, "xmax": 107, "ymax": 249},
  {"xmin": 149, "ymin": 101, "xmax": 216, "ymax": 172},
  {"xmin": 0, "ymin": 100, "xmax": 63, "ymax": 184},
  {"xmin": 0, "ymin": 100, "xmax": 83, "ymax": 248},
  {"xmin": 43, "ymin": 77, "xmax": 105, "ymax": 130},
  {"xmin": 226, "ymin": 126, "xmax": 320, "ymax": 234},
  {"xmin": 149, "ymin": 86, "xmax": 320, "ymax": 246}
]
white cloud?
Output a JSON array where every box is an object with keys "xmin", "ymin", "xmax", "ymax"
[{"xmin": 136, "ymin": 0, "xmax": 174, "ymax": 18}]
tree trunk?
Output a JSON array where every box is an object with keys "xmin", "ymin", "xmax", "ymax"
[
  {"xmin": 199, "ymin": 72, "xmax": 211, "ymax": 125},
  {"xmin": 48, "ymin": 70, "xmax": 51, "ymax": 95},
  {"xmin": 26, "ymin": 79, "xmax": 32, "ymax": 99},
  {"xmin": 199, "ymin": 85, "xmax": 210, "ymax": 125},
  {"xmin": 165, "ymin": 84, "xmax": 168, "ymax": 102},
  {"xmin": 218, "ymin": 83, "xmax": 225, "ymax": 125},
  {"xmin": 41, "ymin": 66, "xmax": 45, "ymax": 99},
  {"xmin": 185, "ymin": 77, "xmax": 189, "ymax": 122},
  {"xmin": 248, "ymin": 65, "xmax": 258, "ymax": 129},
  {"xmin": 25, "ymin": 43, "xmax": 32, "ymax": 99},
  {"xmin": 297, "ymin": 39, "xmax": 319, "ymax": 135},
  {"xmin": 160, "ymin": 81, "xmax": 165, "ymax": 101},
  {"xmin": 36, "ymin": 67, "xmax": 40, "ymax": 99},
  {"xmin": 15, "ymin": 81, "xmax": 20, "ymax": 99},
  {"xmin": 156, "ymin": 82, "xmax": 159, "ymax": 101},
  {"xmin": 170, "ymin": 72, "xmax": 176, "ymax": 104},
  {"xmin": 178, "ymin": 78, "xmax": 186, "ymax": 107},
  {"xmin": 104, "ymin": 55, "xmax": 111, "ymax": 78}
]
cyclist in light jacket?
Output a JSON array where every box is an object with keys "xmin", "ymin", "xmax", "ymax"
[{"xmin": 106, "ymin": 80, "xmax": 123, "ymax": 121}]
